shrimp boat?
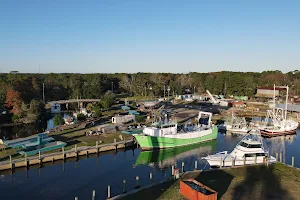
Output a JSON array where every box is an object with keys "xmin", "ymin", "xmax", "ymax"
[
  {"xmin": 202, "ymin": 130, "xmax": 276, "ymax": 167},
  {"xmin": 259, "ymin": 85, "xmax": 298, "ymax": 137},
  {"xmin": 133, "ymin": 111, "xmax": 218, "ymax": 149}
]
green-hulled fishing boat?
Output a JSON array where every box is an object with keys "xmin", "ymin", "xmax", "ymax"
[{"xmin": 134, "ymin": 111, "xmax": 217, "ymax": 149}]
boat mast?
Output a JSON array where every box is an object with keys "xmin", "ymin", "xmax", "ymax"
[
  {"xmin": 273, "ymin": 84, "xmax": 276, "ymax": 120},
  {"xmin": 285, "ymin": 85, "xmax": 289, "ymax": 120}
]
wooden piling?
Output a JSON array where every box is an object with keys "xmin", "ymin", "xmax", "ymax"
[
  {"xmin": 25, "ymin": 153, "xmax": 28, "ymax": 167},
  {"xmin": 276, "ymin": 153, "xmax": 278, "ymax": 162},
  {"xmin": 75, "ymin": 144, "xmax": 78, "ymax": 157},
  {"xmin": 62, "ymin": 147, "xmax": 65, "ymax": 160},
  {"xmin": 255, "ymin": 155, "xmax": 257, "ymax": 164},
  {"xmin": 9, "ymin": 155, "xmax": 13, "ymax": 169},
  {"xmin": 232, "ymin": 158, "xmax": 235, "ymax": 167},
  {"xmin": 150, "ymin": 172, "xmax": 152, "ymax": 181},
  {"xmin": 292, "ymin": 157, "xmax": 295, "ymax": 167},
  {"xmin": 75, "ymin": 197, "xmax": 78, "ymax": 200},
  {"xmin": 220, "ymin": 158, "xmax": 223, "ymax": 168},
  {"xmin": 107, "ymin": 185, "xmax": 111, "ymax": 198},
  {"xmin": 182, "ymin": 162, "xmax": 184, "ymax": 172},
  {"xmin": 123, "ymin": 180, "xmax": 126, "ymax": 193},
  {"xmin": 96, "ymin": 141, "xmax": 99, "ymax": 153},
  {"xmin": 280, "ymin": 152, "xmax": 282, "ymax": 163},
  {"xmin": 92, "ymin": 190, "xmax": 95, "ymax": 200},
  {"xmin": 243, "ymin": 156, "xmax": 246, "ymax": 165},
  {"xmin": 171, "ymin": 165, "xmax": 174, "ymax": 175},
  {"xmin": 136, "ymin": 176, "xmax": 140, "ymax": 188},
  {"xmin": 194, "ymin": 160, "xmax": 197, "ymax": 170}
]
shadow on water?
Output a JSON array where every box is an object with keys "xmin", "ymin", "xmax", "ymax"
[{"xmin": 232, "ymin": 165, "xmax": 293, "ymax": 200}]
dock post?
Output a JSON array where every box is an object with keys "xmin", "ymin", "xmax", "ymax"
[
  {"xmin": 194, "ymin": 160, "xmax": 198, "ymax": 170},
  {"xmin": 276, "ymin": 153, "xmax": 278, "ymax": 162},
  {"xmin": 52, "ymin": 157, "xmax": 54, "ymax": 163},
  {"xmin": 92, "ymin": 190, "xmax": 95, "ymax": 200},
  {"xmin": 292, "ymin": 157, "xmax": 295, "ymax": 167},
  {"xmin": 150, "ymin": 172, "xmax": 152, "ymax": 181},
  {"xmin": 114, "ymin": 138, "xmax": 117, "ymax": 151},
  {"xmin": 124, "ymin": 138, "xmax": 126, "ymax": 148},
  {"xmin": 232, "ymin": 158, "xmax": 235, "ymax": 167},
  {"xmin": 171, "ymin": 165, "xmax": 174, "ymax": 175},
  {"xmin": 9, "ymin": 155, "xmax": 13, "ymax": 169},
  {"xmin": 280, "ymin": 152, "xmax": 282, "ymax": 163},
  {"xmin": 123, "ymin": 180, "xmax": 126, "ymax": 193},
  {"xmin": 62, "ymin": 147, "xmax": 65, "ymax": 160},
  {"xmin": 75, "ymin": 197, "xmax": 78, "ymax": 200},
  {"xmin": 220, "ymin": 158, "xmax": 223, "ymax": 168},
  {"xmin": 96, "ymin": 141, "xmax": 99, "ymax": 154},
  {"xmin": 182, "ymin": 162, "xmax": 184, "ymax": 172},
  {"xmin": 107, "ymin": 185, "xmax": 111, "ymax": 198},
  {"xmin": 136, "ymin": 176, "xmax": 140, "ymax": 188},
  {"xmin": 75, "ymin": 144, "xmax": 78, "ymax": 157},
  {"xmin": 255, "ymin": 155, "xmax": 257, "ymax": 164},
  {"xmin": 25, "ymin": 153, "xmax": 28, "ymax": 167},
  {"xmin": 243, "ymin": 156, "xmax": 246, "ymax": 165}
]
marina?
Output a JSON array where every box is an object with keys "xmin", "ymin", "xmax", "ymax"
[{"xmin": 0, "ymin": 130, "xmax": 299, "ymax": 199}]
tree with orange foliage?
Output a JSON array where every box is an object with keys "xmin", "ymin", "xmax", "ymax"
[{"xmin": 5, "ymin": 88, "xmax": 22, "ymax": 115}]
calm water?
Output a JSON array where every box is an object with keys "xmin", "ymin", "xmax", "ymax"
[{"xmin": 0, "ymin": 130, "xmax": 299, "ymax": 200}]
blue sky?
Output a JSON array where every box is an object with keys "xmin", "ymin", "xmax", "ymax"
[{"xmin": 0, "ymin": 0, "xmax": 299, "ymax": 73}]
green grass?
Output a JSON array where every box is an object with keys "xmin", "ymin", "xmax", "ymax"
[{"xmin": 121, "ymin": 163, "xmax": 300, "ymax": 200}]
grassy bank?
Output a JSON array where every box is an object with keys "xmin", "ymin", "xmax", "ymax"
[{"xmin": 121, "ymin": 163, "xmax": 300, "ymax": 200}]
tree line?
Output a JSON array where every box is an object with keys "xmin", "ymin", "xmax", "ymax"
[{"xmin": 0, "ymin": 70, "xmax": 300, "ymax": 118}]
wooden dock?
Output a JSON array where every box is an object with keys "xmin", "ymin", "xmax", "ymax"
[{"xmin": 0, "ymin": 138, "xmax": 135, "ymax": 171}]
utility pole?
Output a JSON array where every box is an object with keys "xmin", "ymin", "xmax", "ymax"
[{"xmin": 42, "ymin": 83, "xmax": 45, "ymax": 103}]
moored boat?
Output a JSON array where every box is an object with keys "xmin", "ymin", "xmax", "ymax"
[
  {"xmin": 134, "ymin": 111, "xmax": 218, "ymax": 149},
  {"xmin": 18, "ymin": 141, "xmax": 67, "ymax": 156},
  {"xmin": 202, "ymin": 130, "xmax": 276, "ymax": 167}
]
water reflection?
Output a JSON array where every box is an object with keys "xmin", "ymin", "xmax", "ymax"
[{"xmin": 135, "ymin": 141, "xmax": 217, "ymax": 169}]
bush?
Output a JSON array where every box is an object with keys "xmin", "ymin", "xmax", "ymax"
[
  {"xmin": 93, "ymin": 107, "xmax": 102, "ymax": 117},
  {"xmin": 53, "ymin": 115, "xmax": 64, "ymax": 126},
  {"xmin": 11, "ymin": 115, "xmax": 20, "ymax": 122},
  {"xmin": 131, "ymin": 101, "xmax": 136, "ymax": 107},
  {"xmin": 77, "ymin": 113, "xmax": 86, "ymax": 121},
  {"xmin": 136, "ymin": 115, "xmax": 145, "ymax": 123}
]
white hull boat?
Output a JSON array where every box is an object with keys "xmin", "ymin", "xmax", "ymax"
[{"xmin": 202, "ymin": 130, "xmax": 276, "ymax": 167}]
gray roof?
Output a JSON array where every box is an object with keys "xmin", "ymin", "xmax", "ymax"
[{"xmin": 276, "ymin": 103, "xmax": 300, "ymax": 112}]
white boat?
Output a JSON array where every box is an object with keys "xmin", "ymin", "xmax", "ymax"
[
  {"xmin": 218, "ymin": 112, "xmax": 250, "ymax": 134},
  {"xmin": 259, "ymin": 85, "xmax": 298, "ymax": 136},
  {"xmin": 202, "ymin": 130, "xmax": 276, "ymax": 167}
]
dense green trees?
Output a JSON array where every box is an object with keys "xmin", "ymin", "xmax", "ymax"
[{"xmin": 0, "ymin": 70, "xmax": 299, "ymax": 113}]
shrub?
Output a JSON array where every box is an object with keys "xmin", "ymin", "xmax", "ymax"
[
  {"xmin": 53, "ymin": 115, "xmax": 64, "ymax": 126},
  {"xmin": 11, "ymin": 115, "xmax": 20, "ymax": 122},
  {"xmin": 77, "ymin": 113, "xmax": 86, "ymax": 121},
  {"xmin": 136, "ymin": 115, "xmax": 145, "ymax": 123}
]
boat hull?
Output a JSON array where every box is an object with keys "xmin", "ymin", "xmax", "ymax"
[
  {"xmin": 134, "ymin": 126, "xmax": 218, "ymax": 149},
  {"xmin": 205, "ymin": 156, "xmax": 277, "ymax": 167}
]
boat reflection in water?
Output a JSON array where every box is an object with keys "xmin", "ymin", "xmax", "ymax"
[{"xmin": 135, "ymin": 140, "xmax": 217, "ymax": 169}]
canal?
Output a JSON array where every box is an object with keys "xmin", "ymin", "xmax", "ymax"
[{"xmin": 0, "ymin": 130, "xmax": 299, "ymax": 200}]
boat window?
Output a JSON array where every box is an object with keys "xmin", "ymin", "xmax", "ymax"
[
  {"xmin": 240, "ymin": 142, "xmax": 248, "ymax": 148},
  {"xmin": 248, "ymin": 144, "xmax": 261, "ymax": 148},
  {"xmin": 240, "ymin": 142, "xmax": 261, "ymax": 148},
  {"xmin": 245, "ymin": 154, "xmax": 256, "ymax": 157}
]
